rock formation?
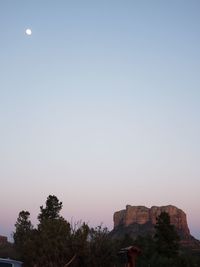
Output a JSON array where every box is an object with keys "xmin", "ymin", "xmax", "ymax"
[
  {"xmin": 111, "ymin": 204, "xmax": 200, "ymax": 252},
  {"xmin": 113, "ymin": 205, "xmax": 190, "ymax": 239}
]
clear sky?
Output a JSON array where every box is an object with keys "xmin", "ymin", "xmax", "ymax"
[{"xmin": 0, "ymin": 0, "xmax": 200, "ymax": 240}]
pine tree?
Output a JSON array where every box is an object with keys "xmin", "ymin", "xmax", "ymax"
[
  {"xmin": 13, "ymin": 211, "xmax": 33, "ymax": 249},
  {"xmin": 154, "ymin": 212, "xmax": 180, "ymax": 258},
  {"xmin": 38, "ymin": 195, "xmax": 63, "ymax": 222}
]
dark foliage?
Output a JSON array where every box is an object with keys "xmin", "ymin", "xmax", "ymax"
[
  {"xmin": 154, "ymin": 211, "xmax": 180, "ymax": 258},
  {"xmin": 7, "ymin": 196, "xmax": 200, "ymax": 267},
  {"xmin": 38, "ymin": 195, "xmax": 63, "ymax": 222},
  {"xmin": 0, "ymin": 242, "xmax": 19, "ymax": 259}
]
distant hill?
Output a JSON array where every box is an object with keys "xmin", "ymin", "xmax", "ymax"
[{"xmin": 110, "ymin": 205, "xmax": 200, "ymax": 251}]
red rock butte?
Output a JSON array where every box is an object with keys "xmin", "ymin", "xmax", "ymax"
[
  {"xmin": 114, "ymin": 205, "xmax": 190, "ymax": 238},
  {"xmin": 111, "ymin": 204, "xmax": 200, "ymax": 251}
]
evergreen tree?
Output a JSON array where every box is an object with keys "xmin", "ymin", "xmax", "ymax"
[
  {"xmin": 13, "ymin": 211, "xmax": 33, "ymax": 251},
  {"xmin": 38, "ymin": 195, "xmax": 63, "ymax": 222},
  {"xmin": 34, "ymin": 217, "xmax": 72, "ymax": 267},
  {"xmin": 13, "ymin": 196, "xmax": 73, "ymax": 267},
  {"xmin": 154, "ymin": 212, "xmax": 180, "ymax": 258},
  {"xmin": 13, "ymin": 210, "xmax": 34, "ymax": 264},
  {"xmin": 35, "ymin": 195, "xmax": 72, "ymax": 267}
]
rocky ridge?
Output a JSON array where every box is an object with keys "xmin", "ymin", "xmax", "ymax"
[{"xmin": 111, "ymin": 205, "xmax": 200, "ymax": 250}]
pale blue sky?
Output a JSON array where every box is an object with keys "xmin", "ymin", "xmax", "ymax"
[{"xmin": 0, "ymin": 0, "xmax": 200, "ymax": 240}]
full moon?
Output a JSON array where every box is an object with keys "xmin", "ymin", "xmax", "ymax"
[{"xmin": 25, "ymin": 28, "xmax": 32, "ymax": 35}]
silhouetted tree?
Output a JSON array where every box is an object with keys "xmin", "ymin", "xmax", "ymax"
[
  {"xmin": 88, "ymin": 225, "xmax": 117, "ymax": 267},
  {"xmin": 13, "ymin": 210, "xmax": 35, "ymax": 265},
  {"xmin": 154, "ymin": 211, "xmax": 180, "ymax": 258},
  {"xmin": 38, "ymin": 195, "xmax": 63, "ymax": 222},
  {"xmin": 35, "ymin": 195, "xmax": 72, "ymax": 267},
  {"xmin": 35, "ymin": 217, "xmax": 72, "ymax": 267},
  {"xmin": 13, "ymin": 211, "xmax": 33, "ymax": 253},
  {"xmin": 70, "ymin": 222, "xmax": 90, "ymax": 266}
]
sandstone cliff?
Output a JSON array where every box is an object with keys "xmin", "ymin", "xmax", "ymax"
[
  {"xmin": 110, "ymin": 204, "xmax": 200, "ymax": 252},
  {"xmin": 113, "ymin": 205, "xmax": 190, "ymax": 239}
]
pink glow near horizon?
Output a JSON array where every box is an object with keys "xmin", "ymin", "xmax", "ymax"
[{"xmin": 1, "ymin": 1, "xmax": 200, "ymax": 242}]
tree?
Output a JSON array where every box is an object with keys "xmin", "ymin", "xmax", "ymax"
[
  {"xmin": 34, "ymin": 217, "xmax": 72, "ymax": 267},
  {"xmin": 154, "ymin": 212, "xmax": 180, "ymax": 258},
  {"xmin": 13, "ymin": 211, "xmax": 33, "ymax": 251},
  {"xmin": 35, "ymin": 195, "xmax": 72, "ymax": 267},
  {"xmin": 13, "ymin": 210, "xmax": 34, "ymax": 265},
  {"xmin": 88, "ymin": 225, "xmax": 117, "ymax": 267},
  {"xmin": 13, "ymin": 196, "xmax": 73, "ymax": 267},
  {"xmin": 70, "ymin": 222, "xmax": 90, "ymax": 266},
  {"xmin": 38, "ymin": 195, "xmax": 63, "ymax": 222},
  {"xmin": 134, "ymin": 235, "xmax": 155, "ymax": 267}
]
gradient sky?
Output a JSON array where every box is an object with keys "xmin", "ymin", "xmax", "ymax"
[{"xmin": 0, "ymin": 0, "xmax": 200, "ymax": 241}]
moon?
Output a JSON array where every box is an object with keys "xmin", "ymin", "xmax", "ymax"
[{"xmin": 25, "ymin": 28, "xmax": 32, "ymax": 35}]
